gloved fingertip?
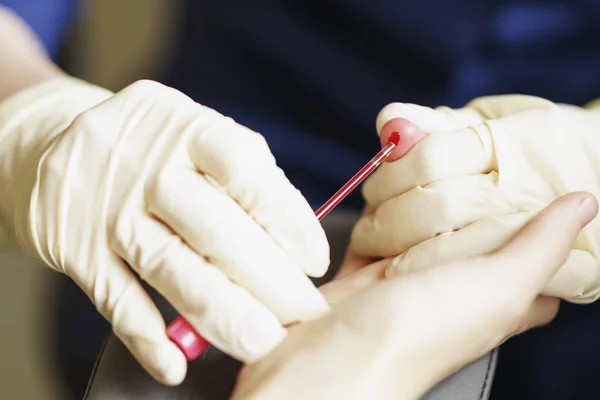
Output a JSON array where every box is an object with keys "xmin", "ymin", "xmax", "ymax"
[
  {"xmin": 380, "ymin": 118, "xmax": 427, "ymax": 162},
  {"xmin": 238, "ymin": 319, "xmax": 288, "ymax": 362},
  {"xmin": 304, "ymin": 263, "xmax": 329, "ymax": 278},
  {"xmin": 295, "ymin": 220, "xmax": 331, "ymax": 278},
  {"xmin": 275, "ymin": 286, "xmax": 330, "ymax": 328},
  {"xmin": 150, "ymin": 341, "xmax": 188, "ymax": 386},
  {"xmin": 300, "ymin": 297, "xmax": 331, "ymax": 322},
  {"xmin": 130, "ymin": 336, "xmax": 187, "ymax": 386},
  {"xmin": 303, "ymin": 251, "xmax": 330, "ymax": 278}
]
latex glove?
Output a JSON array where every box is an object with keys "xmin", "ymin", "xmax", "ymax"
[
  {"xmin": 0, "ymin": 77, "xmax": 329, "ymax": 384},
  {"xmin": 232, "ymin": 193, "xmax": 597, "ymax": 400},
  {"xmin": 351, "ymin": 95, "xmax": 600, "ymax": 302}
]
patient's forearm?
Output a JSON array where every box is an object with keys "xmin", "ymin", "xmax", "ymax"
[{"xmin": 0, "ymin": 6, "xmax": 64, "ymax": 102}]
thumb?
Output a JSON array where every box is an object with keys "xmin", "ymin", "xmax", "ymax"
[{"xmin": 493, "ymin": 192, "xmax": 598, "ymax": 294}]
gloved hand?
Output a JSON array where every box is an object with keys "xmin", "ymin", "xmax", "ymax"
[
  {"xmin": 0, "ymin": 77, "xmax": 330, "ymax": 384},
  {"xmin": 351, "ymin": 95, "xmax": 600, "ymax": 302},
  {"xmin": 232, "ymin": 193, "xmax": 597, "ymax": 400}
]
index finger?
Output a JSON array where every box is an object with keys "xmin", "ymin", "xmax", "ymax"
[
  {"xmin": 363, "ymin": 119, "xmax": 495, "ymax": 207},
  {"xmin": 365, "ymin": 103, "xmax": 491, "ymax": 207},
  {"xmin": 188, "ymin": 109, "xmax": 329, "ymax": 277},
  {"xmin": 147, "ymin": 168, "xmax": 330, "ymax": 326}
]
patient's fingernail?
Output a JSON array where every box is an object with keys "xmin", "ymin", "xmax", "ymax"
[
  {"xmin": 385, "ymin": 254, "xmax": 406, "ymax": 278},
  {"xmin": 577, "ymin": 196, "xmax": 598, "ymax": 225},
  {"xmin": 379, "ymin": 118, "xmax": 427, "ymax": 162}
]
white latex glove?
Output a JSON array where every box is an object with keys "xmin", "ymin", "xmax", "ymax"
[
  {"xmin": 351, "ymin": 95, "xmax": 600, "ymax": 303},
  {"xmin": 232, "ymin": 192, "xmax": 597, "ymax": 400},
  {"xmin": 0, "ymin": 77, "xmax": 329, "ymax": 384}
]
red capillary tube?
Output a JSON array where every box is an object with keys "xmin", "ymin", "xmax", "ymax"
[
  {"xmin": 315, "ymin": 139, "xmax": 397, "ymax": 220},
  {"xmin": 167, "ymin": 136, "xmax": 399, "ymax": 361}
]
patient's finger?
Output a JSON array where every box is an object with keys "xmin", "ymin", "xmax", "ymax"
[
  {"xmin": 363, "ymin": 125, "xmax": 495, "ymax": 207},
  {"xmin": 379, "ymin": 118, "xmax": 426, "ymax": 162},
  {"xmin": 376, "ymin": 102, "xmax": 484, "ymax": 134}
]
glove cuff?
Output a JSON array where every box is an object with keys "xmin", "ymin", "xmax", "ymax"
[
  {"xmin": 0, "ymin": 76, "xmax": 113, "ymax": 253},
  {"xmin": 0, "ymin": 75, "xmax": 113, "ymax": 127}
]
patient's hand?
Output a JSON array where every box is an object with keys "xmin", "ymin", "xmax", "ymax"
[
  {"xmin": 231, "ymin": 193, "xmax": 596, "ymax": 400},
  {"xmin": 351, "ymin": 96, "xmax": 600, "ymax": 302}
]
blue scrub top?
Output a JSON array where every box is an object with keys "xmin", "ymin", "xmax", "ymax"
[
  {"xmin": 3, "ymin": 1, "xmax": 600, "ymax": 399},
  {"xmin": 161, "ymin": 0, "xmax": 600, "ymax": 208}
]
